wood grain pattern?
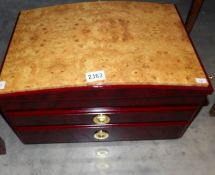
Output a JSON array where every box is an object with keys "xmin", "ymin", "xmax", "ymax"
[{"xmin": 0, "ymin": 1, "xmax": 209, "ymax": 94}]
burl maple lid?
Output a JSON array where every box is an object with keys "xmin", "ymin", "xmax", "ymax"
[{"xmin": 0, "ymin": 1, "xmax": 209, "ymax": 94}]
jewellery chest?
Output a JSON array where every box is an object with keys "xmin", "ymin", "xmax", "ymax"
[{"xmin": 0, "ymin": 1, "xmax": 213, "ymax": 144}]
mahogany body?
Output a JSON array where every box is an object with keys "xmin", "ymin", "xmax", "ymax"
[{"xmin": 0, "ymin": 85, "xmax": 212, "ymax": 144}]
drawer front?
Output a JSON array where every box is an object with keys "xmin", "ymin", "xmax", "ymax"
[
  {"xmin": 14, "ymin": 122, "xmax": 188, "ymax": 144},
  {"xmin": 6, "ymin": 106, "xmax": 198, "ymax": 126},
  {"xmin": 1, "ymin": 96, "xmax": 207, "ymax": 110}
]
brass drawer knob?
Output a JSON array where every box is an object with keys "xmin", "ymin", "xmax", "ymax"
[
  {"xmin": 93, "ymin": 114, "xmax": 110, "ymax": 124},
  {"xmin": 94, "ymin": 130, "xmax": 109, "ymax": 140}
]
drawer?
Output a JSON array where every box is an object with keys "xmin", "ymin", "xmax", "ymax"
[
  {"xmin": 1, "ymin": 95, "xmax": 207, "ymax": 111},
  {"xmin": 6, "ymin": 106, "xmax": 198, "ymax": 126},
  {"xmin": 14, "ymin": 121, "xmax": 188, "ymax": 144}
]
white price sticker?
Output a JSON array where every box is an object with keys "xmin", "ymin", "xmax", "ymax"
[
  {"xmin": 0, "ymin": 81, "xmax": 6, "ymax": 89},
  {"xmin": 86, "ymin": 70, "xmax": 106, "ymax": 82},
  {"xmin": 195, "ymin": 78, "xmax": 208, "ymax": 84}
]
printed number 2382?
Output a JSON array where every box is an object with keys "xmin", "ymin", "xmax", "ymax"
[
  {"xmin": 86, "ymin": 71, "xmax": 106, "ymax": 82},
  {"xmin": 88, "ymin": 73, "xmax": 103, "ymax": 80}
]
